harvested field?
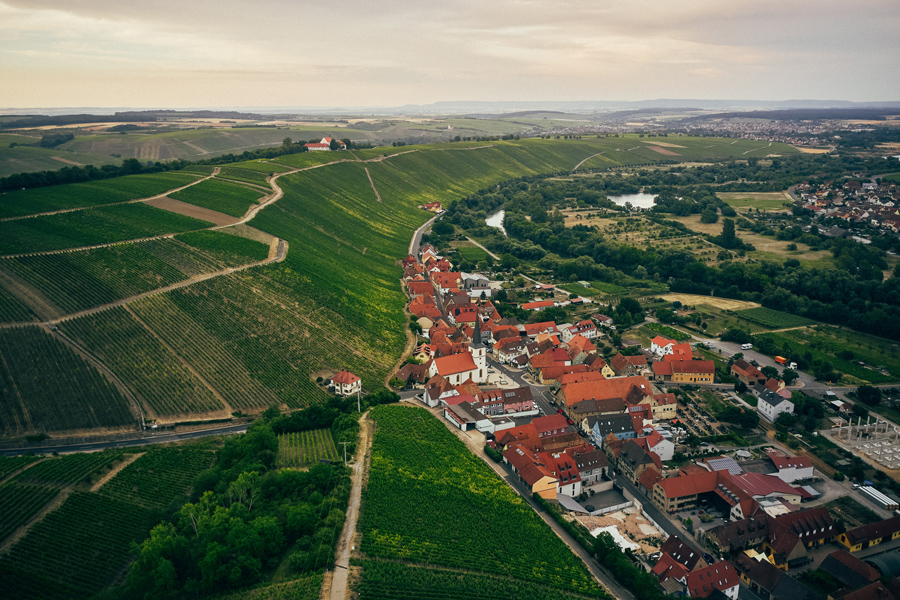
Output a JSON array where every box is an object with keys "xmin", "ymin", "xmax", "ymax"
[
  {"xmin": 661, "ymin": 294, "xmax": 760, "ymax": 311},
  {"xmin": 641, "ymin": 140, "xmax": 686, "ymax": 148},
  {"xmin": 574, "ymin": 507, "xmax": 665, "ymax": 554},
  {"xmin": 795, "ymin": 147, "xmax": 831, "ymax": 154},
  {"xmin": 144, "ymin": 197, "xmax": 239, "ymax": 226},
  {"xmin": 647, "ymin": 146, "xmax": 680, "ymax": 156}
]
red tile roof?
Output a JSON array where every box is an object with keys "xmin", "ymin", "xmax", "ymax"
[
  {"xmin": 686, "ymin": 561, "xmax": 739, "ymax": 598},
  {"xmin": 522, "ymin": 300, "xmax": 555, "ymax": 310},
  {"xmin": 332, "ymin": 369, "xmax": 360, "ymax": 384},
  {"xmin": 433, "ymin": 352, "xmax": 477, "ymax": 376}
]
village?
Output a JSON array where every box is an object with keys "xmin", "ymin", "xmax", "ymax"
[
  {"xmin": 323, "ymin": 235, "xmax": 900, "ymax": 600},
  {"xmin": 797, "ymin": 178, "xmax": 900, "ymax": 237}
]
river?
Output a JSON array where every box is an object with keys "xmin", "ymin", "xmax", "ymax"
[
  {"xmin": 485, "ymin": 209, "xmax": 506, "ymax": 235},
  {"xmin": 608, "ymin": 193, "xmax": 657, "ymax": 210}
]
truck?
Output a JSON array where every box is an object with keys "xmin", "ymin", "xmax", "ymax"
[
  {"xmin": 775, "ymin": 356, "xmax": 788, "ymax": 365},
  {"xmin": 741, "ymin": 343, "xmax": 753, "ymax": 350}
]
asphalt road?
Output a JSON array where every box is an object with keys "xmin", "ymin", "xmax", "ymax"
[{"xmin": 0, "ymin": 424, "xmax": 249, "ymax": 456}]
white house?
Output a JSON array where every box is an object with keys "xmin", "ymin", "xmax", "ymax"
[
  {"xmin": 331, "ymin": 370, "xmax": 361, "ymax": 397},
  {"xmin": 304, "ymin": 136, "xmax": 347, "ymax": 151},
  {"xmin": 767, "ymin": 452, "xmax": 814, "ymax": 483},
  {"xmin": 650, "ymin": 336, "xmax": 676, "ymax": 358},
  {"xmin": 561, "ymin": 320, "xmax": 598, "ymax": 343},
  {"xmin": 757, "ymin": 390, "xmax": 794, "ymax": 422}
]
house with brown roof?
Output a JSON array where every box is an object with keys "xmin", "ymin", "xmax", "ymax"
[
  {"xmin": 837, "ymin": 517, "xmax": 900, "ymax": 553},
  {"xmin": 330, "ymin": 370, "xmax": 361, "ymax": 397},
  {"xmin": 475, "ymin": 386, "xmax": 534, "ymax": 416},
  {"xmin": 735, "ymin": 553, "xmax": 822, "ymax": 600},
  {"xmin": 502, "ymin": 443, "xmax": 584, "ymax": 498},
  {"xmin": 732, "ymin": 359, "xmax": 766, "ymax": 387},
  {"xmin": 819, "ymin": 550, "xmax": 880, "ymax": 590},
  {"xmin": 611, "ymin": 352, "xmax": 648, "ymax": 377},
  {"xmin": 394, "ymin": 363, "xmax": 429, "ymax": 389},
  {"xmin": 707, "ymin": 514, "xmax": 771, "ymax": 554},
  {"xmin": 661, "ymin": 535, "xmax": 702, "ymax": 571},
  {"xmin": 654, "ymin": 359, "xmax": 716, "ymax": 384},
  {"xmin": 617, "ymin": 438, "xmax": 663, "ymax": 485},
  {"xmin": 685, "ymin": 560, "xmax": 739, "ymax": 599},
  {"xmin": 533, "ymin": 413, "xmax": 569, "ymax": 438},
  {"xmin": 568, "ymin": 445, "xmax": 609, "ymax": 486}
]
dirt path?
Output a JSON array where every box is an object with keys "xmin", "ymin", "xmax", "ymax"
[
  {"xmin": 0, "ymin": 168, "xmax": 220, "ymax": 223},
  {"xmin": 364, "ymin": 167, "xmax": 383, "ymax": 204},
  {"xmin": 465, "ymin": 236, "xmax": 500, "ymax": 261},
  {"xmin": 330, "ymin": 410, "xmax": 373, "ymax": 600},
  {"xmin": 572, "ymin": 152, "xmax": 605, "ymax": 172},
  {"xmin": 89, "ymin": 452, "xmax": 144, "ymax": 491}
]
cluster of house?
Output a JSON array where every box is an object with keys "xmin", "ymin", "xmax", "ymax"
[
  {"xmin": 797, "ymin": 179, "xmax": 900, "ymax": 234},
  {"xmin": 648, "ymin": 460, "xmax": 900, "ymax": 600},
  {"xmin": 730, "ymin": 358, "xmax": 794, "ymax": 422}
]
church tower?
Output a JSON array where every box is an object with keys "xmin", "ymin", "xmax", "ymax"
[{"xmin": 470, "ymin": 311, "xmax": 487, "ymax": 383}]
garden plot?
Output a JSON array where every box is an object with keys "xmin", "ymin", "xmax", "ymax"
[{"xmin": 574, "ymin": 506, "xmax": 665, "ymax": 554}]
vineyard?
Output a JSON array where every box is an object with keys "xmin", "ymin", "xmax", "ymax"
[
  {"xmin": 0, "ymin": 491, "xmax": 154, "ymax": 600},
  {"xmin": 0, "ymin": 328, "xmax": 134, "ymax": 436},
  {"xmin": 277, "ymin": 429, "xmax": 341, "ymax": 468},
  {"xmin": 358, "ymin": 406, "xmax": 604, "ymax": 597},
  {"xmin": 645, "ymin": 322, "xmax": 692, "ymax": 341},
  {"xmin": 0, "ymin": 202, "xmax": 213, "ymax": 255},
  {"xmin": 12, "ymin": 450, "xmax": 124, "ymax": 487},
  {"xmin": 60, "ymin": 307, "xmax": 224, "ymax": 416},
  {"xmin": 98, "ymin": 446, "xmax": 216, "ymax": 510},
  {"xmin": 216, "ymin": 165, "xmax": 276, "ymax": 187},
  {"xmin": 0, "ymin": 171, "xmax": 204, "ymax": 219},
  {"xmin": 0, "ymin": 483, "xmax": 58, "ymax": 542},
  {"xmin": 1, "ymin": 232, "xmax": 271, "ymax": 317},
  {"xmin": 356, "ymin": 560, "xmax": 603, "ymax": 600},
  {"xmin": 0, "ymin": 285, "xmax": 34, "ymax": 322},
  {"xmin": 0, "ymin": 455, "xmax": 42, "ymax": 480},
  {"xmin": 735, "ymin": 307, "xmax": 814, "ymax": 329},
  {"xmin": 169, "ymin": 178, "xmax": 267, "ymax": 218},
  {"xmin": 207, "ymin": 573, "xmax": 323, "ymax": 600}
]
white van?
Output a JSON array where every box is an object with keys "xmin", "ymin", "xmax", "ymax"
[{"xmin": 741, "ymin": 343, "xmax": 753, "ymax": 350}]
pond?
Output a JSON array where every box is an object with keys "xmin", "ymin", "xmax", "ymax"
[
  {"xmin": 608, "ymin": 193, "xmax": 657, "ymax": 210},
  {"xmin": 485, "ymin": 209, "xmax": 506, "ymax": 235}
]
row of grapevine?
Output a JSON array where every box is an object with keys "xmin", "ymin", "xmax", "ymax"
[
  {"xmin": 169, "ymin": 178, "xmax": 266, "ymax": 218},
  {"xmin": 215, "ymin": 166, "xmax": 273, "ymax": 187},
  {"xmin": 2, "ymin": 243, "xmax": 186, "ymax": 314},
  {"xmin": 0, "ymin": 171, "xmax": 204, "ymax": 219},
  {"xmin": 0, "ymin": 491, "xmax": 154, "ymax": 600},
  {"xmin": 98, "ymin": 446, "xmax": 216, "ymax": 510},
  {"xmin": 225, "ymin": 160, "xmax": 295, "ymax": 174},
  {"xmin": 0, "ymin": 328, "xmax": 133, "ymax": 436},
  {"xmin": 130, "ymin": 294, "xmax": 281, "ymax": 410},
  {"xmin": 0, "ymin": 202, "xmax": 213, "ymax": 255},
  {"xmin": 0, "ymin": 285, "xmax": 35, "ymax": 323},
  {"xmin": 0, "ymin": 483, "xmax": 59, "ymax": 542},
  {"xmin": 206, "ymin": 573, "xmax": 323, "ymax": 600},
  {"xmin": 60, "ymin": 307, "xmax": 223, "ymax": 416},
  {"xmin": 0, "ymin": 232, "xmax": 271, "ymax": 318},
  {"xmin": 0, "ymin": 456, "xmax": 42, "ymax": 480},
  {"xmin": 13, "ymin": 449, "xmax": 124, "ymax": 487},
  {"xmin": 736, "ymin": 307, "xmax": 814, "ymax": 329},
  {"xmin": 359, "ymin": 406, "xmax": 604, "ymax": 597},
  {"xmin": 356, "ymin": 560, "xmax": 600, "ymax": 600},
  {"xmin": 277, "ymin": 429, "xmax": 341, "ymax": 468}
]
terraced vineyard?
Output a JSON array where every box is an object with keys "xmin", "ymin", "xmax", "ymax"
[
  {"xmin": 169, "ymin": 178, "xmax": 266, "ymax": 217},
  {"xmin": 0, "ymin": 456, "xmax": 42, "ymax": 480},
  {"xmin": 0, "ymin": 328, "xmax": 133, "ymax": 436},
  {"xmin": 277, "ymin": 429, "xmax": 341, "ymax": 468},
  {"xmin": 0, "ymin": 171, "xmax": 205, "ymax": 219},
  {"xmin": 358, "ymin": 405, "xmax": 604, "ymax": 597},
  {"xmin": 0, "ymin": 202, "xmax": 213, "ymax": 255},
  {"xmin": 60, "ymin": 307, "xmax": 223, "ymax": 416},
  {"xmin": 98, "ymin": 446, "xmax": 216, "ymax": 510},
  {"xmin": 216, "ymin": 165, "xmax": 275, "ymax": 186},
  {"xmin": 207, "ymin": 573, "xmax": 324, "ymax": 600}
]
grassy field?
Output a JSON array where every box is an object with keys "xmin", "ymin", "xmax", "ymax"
[{"xmin": 718, "ymin": 191, "xmax": 794, "ymax": 213}]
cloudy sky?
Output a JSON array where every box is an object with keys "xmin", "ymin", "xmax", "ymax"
[{"xmin": 1, "ymin": 0, "xmax": 898, "ymax": 109}]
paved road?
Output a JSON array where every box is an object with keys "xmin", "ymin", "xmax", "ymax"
[{"xmin": 0, "ymin": 424, "xmax": 249, "ymax": 457}]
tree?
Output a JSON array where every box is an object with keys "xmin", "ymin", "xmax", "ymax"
[
  {"xmin": 720, "ymin": 218, "xmax": 738, "ymax": 249},
  {"xmin": 781, "ymin": 368, "xmax": 799, "ymax": 385},
  {"xmin": 655, "ymin": 308, "xmax": 675, "ymax": 323},
  {"xmin": 761, "ymin": 366, "xmax": 780, "ymax": 379},
  {"xmin": 432, "ymin": 220, "xmax": 453, "ymax": 236},
  {"xmin": 700, "ymin": 209, "xmax": 719, "ymax": 224},
  {"xmin": 500, "ymin": 253, "xmax": 520, "ymax": 270},
  {"xmin": 282, "ymin": 137, "xmax": 293, "ymax": 147},
  {"xmin": 857, "ymin": 385, "xmax": 883, "ymax": 406}
]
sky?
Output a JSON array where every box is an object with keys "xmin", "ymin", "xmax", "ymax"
[{"xmin": 1, "ymin": 0, "xmax": 898, "ymax": 110}]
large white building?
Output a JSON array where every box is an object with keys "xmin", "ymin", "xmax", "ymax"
[{"xmin": 757, "ymin": 390, "xmax": 794, "ymax": 422}]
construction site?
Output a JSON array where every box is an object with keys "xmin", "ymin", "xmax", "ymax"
[{"xmin": 831, "ymin": 416, "xmax": 900, "ymax": 470}]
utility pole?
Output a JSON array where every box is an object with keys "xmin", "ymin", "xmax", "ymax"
[
  {"xmin": 340, "ymin": 441, "xmax": 351, "ymax": 466},
  {"xmin": 357, "ymin": 389, "xmax": 361, "ymax": 413}
]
